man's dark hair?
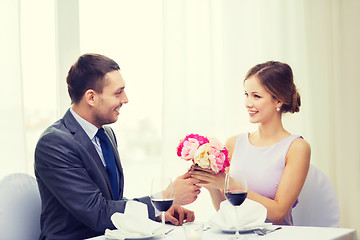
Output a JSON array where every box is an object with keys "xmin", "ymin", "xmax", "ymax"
[{"xmin": 66, "ymin": 53, "xmax": 120, "ymax": 104}]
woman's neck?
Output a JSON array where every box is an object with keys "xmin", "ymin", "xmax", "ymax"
[{"xmin": 250, "ymin": 119, "xmax": 289, "ymax": 146}]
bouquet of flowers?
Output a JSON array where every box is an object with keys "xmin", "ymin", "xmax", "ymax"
[{"xmin": 177, "ymin": 133, "xmax": 230, "ymax": 173}]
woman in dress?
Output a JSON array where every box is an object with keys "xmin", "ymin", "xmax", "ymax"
[{"xmin": 191, "ymin": 61, "xmax": 311, "ymax": 225}]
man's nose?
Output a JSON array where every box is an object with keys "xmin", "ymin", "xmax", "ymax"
[{"xmin": 121, "ymin": 93, "xmax": 128, "ymax": 104}]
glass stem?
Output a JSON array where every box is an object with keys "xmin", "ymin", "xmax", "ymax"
[{"xmin": 235, "ymin": 206, "xmax": 240, "ymax": 239}]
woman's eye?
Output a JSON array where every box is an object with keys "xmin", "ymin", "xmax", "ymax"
[
  {"xmin": 244, "ymin": 92, "xmax": 248, "ymax": 96},
  {"xmin": 254, "ymin": 95, "xmax": 261, "ymax": 98}
]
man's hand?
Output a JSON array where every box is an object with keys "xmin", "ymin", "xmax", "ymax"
[
  {"xmin": 173, "ymin": 172, "xmax": 201, "ymax": 205},
  {"xmin": 156, "ymin": 205, "xmax": 195, "ymax": 226}
]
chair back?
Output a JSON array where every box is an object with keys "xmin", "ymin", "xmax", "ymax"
[
  {"xmin": 0, "ymin": 173, "xmax": 41, "ymax": 240},
  {"xmin": 293, "ymin": 164, "xmax": 340, "ymax": 227}
]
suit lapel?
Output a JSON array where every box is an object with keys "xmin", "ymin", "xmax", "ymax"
[{"xmin": 62, "ymin": 110, "xmax": 114, "ymax": 197}]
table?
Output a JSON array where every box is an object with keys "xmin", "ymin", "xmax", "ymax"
[{"xmin": 85, "ymin": 225, "xmax": 358, "ymax": 240}]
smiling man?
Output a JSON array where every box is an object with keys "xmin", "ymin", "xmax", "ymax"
[{"xmin": 34, "ymin": 54, "xmax": 199, "ymax": 240}]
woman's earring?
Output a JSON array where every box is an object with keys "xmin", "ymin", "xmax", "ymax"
[{"xmin": 276, "ymin": 107, "xmax": 280, "ymax": 112}]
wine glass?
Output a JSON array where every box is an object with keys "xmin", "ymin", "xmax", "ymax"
[
  {"xmin": 150, "ymin": 176, "xmax": 174, "ymax": 239},
  {"xmin": 224, "ymin": 173, "xmax": 248, "ymax": 239}
]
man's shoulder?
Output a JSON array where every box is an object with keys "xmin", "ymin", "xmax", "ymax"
[
  {"xmin": 39, "ymin": 110, "xmax": 79, "ymax": 140},
  {"xmin": 36, "ymin": 118, "xmax": 79, "ymax": 151},
  {"xmin": 34, "ymin": 119, "xmax": 77, "ymax": 164},
  {"xmin": 40, "ymin": 119, "xmax": 69, "ymax": 138}
]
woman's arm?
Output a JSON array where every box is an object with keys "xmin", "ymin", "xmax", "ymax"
[
  {"xmin": 191, "ymin": 137, "xmax": 311, "ymax": 224},
  {"xmin": 247, "ymin": 138, "xmax": 311, "ymax": 223}
]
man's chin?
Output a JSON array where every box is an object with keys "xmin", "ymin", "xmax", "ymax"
[
  {"xmin": 111, "ymin": 115, "xmax": 119, "ymax": 123},
  {"xmin": 101, "ymin": 118, "xmax": 118, "ymax": 126}
]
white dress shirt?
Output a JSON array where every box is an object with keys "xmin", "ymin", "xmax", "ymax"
[
  {"xmin": 69, "ymin": 108, "xmax": 106, "ymax": 167},
  {"xmin": 70, "ymin": 108, "xmax": 161, "ymax": 216}
]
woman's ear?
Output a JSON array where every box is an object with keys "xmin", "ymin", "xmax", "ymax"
[
  {"xmin": 276, "ymin": 99, "xmax": 283, "ymax": 109},
  {"xmin": 84, "ymin": 89, "xmax": 96, "ymax": 106}
]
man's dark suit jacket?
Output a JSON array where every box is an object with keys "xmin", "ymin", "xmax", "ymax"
[{"xmin": 34, "ymin": 109, "xmax": 155, "ymax": 240}]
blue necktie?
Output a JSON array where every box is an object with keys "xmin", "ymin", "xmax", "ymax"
[{"xmin": 96, "ymin": 128, "xmax": 119, "ymax": 200}]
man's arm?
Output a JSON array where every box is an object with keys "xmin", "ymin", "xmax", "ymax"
[{"xmin": 35, "ymin": 128, "xmax": 155, "ymax": 233}]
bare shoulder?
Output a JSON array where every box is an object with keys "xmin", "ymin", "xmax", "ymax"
[
  {"xmin": 225, "ymin": 135, "xmax": 238, "ymax": 160},
  {"xmin": 287, "ymin": 137, "xmax": 311, "ymax": 165},
  {"xmin": 225, "ymin": 135, "xmax": 238, "ymax": 150},
  {"xmin": 290, "ymin": 137, "xmax": 311, "ymax": 154}
]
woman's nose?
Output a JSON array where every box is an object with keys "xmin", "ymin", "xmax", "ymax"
[{"xmin": 244, "ymin": 96, "xmax": 252, "ymax": 108}]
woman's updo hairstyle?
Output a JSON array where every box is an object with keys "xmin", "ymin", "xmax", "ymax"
[{"xmin": 244, "ymin": 61, "xmax": 301, "ymax": 113}]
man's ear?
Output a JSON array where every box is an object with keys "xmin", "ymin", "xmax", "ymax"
[{"xmin": 84, "ymin": 89, "xmax": 96, "ymax": 106}]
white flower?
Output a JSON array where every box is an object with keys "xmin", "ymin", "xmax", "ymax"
[{"xmin": 194, "ymin": 143, "xmax": 210, "ymax": 168}]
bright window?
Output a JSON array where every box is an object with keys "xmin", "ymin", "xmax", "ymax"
[
  {"xmin": 79, "ymin": 0, "xmax": 164, "ymax": 198},
  {"xmin": 20, "ymin": 0, "xmax": 57, "ymax": 175}
]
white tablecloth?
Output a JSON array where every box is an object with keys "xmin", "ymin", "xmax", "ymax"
[{"xmin": 85, "ymin": 224, "xmax": 358, "ymax": 240}]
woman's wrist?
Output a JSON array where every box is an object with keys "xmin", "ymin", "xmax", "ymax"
[{"xmin": 208, "ymin": 187, "xmax": 222, "ymax": 195}]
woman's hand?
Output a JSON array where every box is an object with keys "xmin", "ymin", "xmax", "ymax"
[
  {"xmin": 190, "ymin": 165, "xmax": 226, "ymax": 190},
  {"xmin": 156, "ymin": 205, "xmax": 195, "ymax": 226}
]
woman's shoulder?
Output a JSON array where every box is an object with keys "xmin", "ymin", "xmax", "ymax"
[
  {"xmin": 225, "ymin": 133, "xmax": 247, "ymax": 147},
  {"xmin": 286, "ymin": 136, "xmax": 311, "ymax": 164},
  {"xmin": 225, "ymin": 133, "xmax": 248, "ymax": 159},
  {"xmin": 290, "ymin": 136, "xmax": 311, "ymax": 152},
  {"xmin": 225, "ymin": 135, "xmax": 238, "ymax": 146},
  {"xmin": 225, "ymin": 135, "xmax": 237, "ymax": 162}
]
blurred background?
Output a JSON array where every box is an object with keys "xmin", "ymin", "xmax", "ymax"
[{"xmin": 1, "ymin": 0, "xmax": 359, "ymax": 235}]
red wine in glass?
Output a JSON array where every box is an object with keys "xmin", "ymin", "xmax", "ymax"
[
  {"xmin": 151, "ymin": 199, "xmax": 174, "ymax": 212},
  {"xmin": 224, "ymin": 173, "xmax": 248, "ymax": 239},
  {"xmin": 225, "ymin": 191, "xmax": 247, "ymax": 206},
  {"xmin": 150, "ymin": 177, "xmax": 174, "ymax": 239}
]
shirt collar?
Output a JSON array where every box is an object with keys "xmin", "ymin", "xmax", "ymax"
[{"xmin": 69, "ymin": 108, "xmax": 99, "ymax": 140}]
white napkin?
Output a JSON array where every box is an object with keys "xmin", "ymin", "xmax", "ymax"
[
  {"xmin": 105, "ymin": 201, "xmax": 161, "ymax": 239},
  {"xmin": 209, "ymin": 199, "xmax": 269, "ymax": 230}
]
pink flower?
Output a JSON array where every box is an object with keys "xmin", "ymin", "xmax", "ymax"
[
  {"xmin": 222, "ymin": 148, "xmax": 230, "ymax": 171},
  {"xmin": 208, "ymin": 147, "xmax": 225, "ymax": 173},
  {"xmin": 177, "ymin": 133, "xmax": 229, "ymax": 173},
  {"xmin": 188, "ymin": 134, "xmax": 209, "ymax": 145},
  {"xmin": 181, "ymin": 138, "xmax": 200, "ymax": 160},
  {"xmin": 177, "ymin": 134, "xmax": 209, "ymax": 157}
]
